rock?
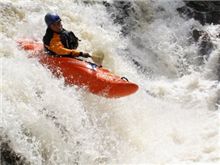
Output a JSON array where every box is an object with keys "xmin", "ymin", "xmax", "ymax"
[
  {"xmin": 0, "ymin": 134, "xmax": 30, "ymax": 165},
  {"xmin": 192, "ymin": 29, "xmax": 214, "ymax": 63},
  {"xmin": 177, "ymin": 1, "xmax": 220, "ymax": 25},
  {"xmin": 103, "ymin": 1, "xmax": 134, "ymax": 35}
]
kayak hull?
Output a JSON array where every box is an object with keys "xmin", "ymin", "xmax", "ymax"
[{"xmin": 18, "ymin": 40, "xmax": 138, "ymax": 98}]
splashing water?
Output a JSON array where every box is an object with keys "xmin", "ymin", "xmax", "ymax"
[{"xmin": 1, "ymin": 0, "xmax": 219, "ymax": 164}]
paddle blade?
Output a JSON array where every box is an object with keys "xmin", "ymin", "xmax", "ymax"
[{"xmin": 91, "ymin": 50, "xmax": 104, "ymax": 65}]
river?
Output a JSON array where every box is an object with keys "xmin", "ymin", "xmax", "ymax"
[{"xmin": 1, "ymin": 0, "xmax": 219, "ymax": 164}]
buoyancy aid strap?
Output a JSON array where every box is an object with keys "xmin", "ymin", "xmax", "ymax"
[{"xmin": 60, "ymin": 30, "xmax": 79, "ymax": 49}]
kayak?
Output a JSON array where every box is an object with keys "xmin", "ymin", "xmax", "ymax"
[{"xmin": 17, "ymin": 40, "xmax": 138, "ymax": 98}]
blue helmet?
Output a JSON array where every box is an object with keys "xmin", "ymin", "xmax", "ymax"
[{"xmin": 44, "ymin": 12, "xmax": 61, "ymax": 26}]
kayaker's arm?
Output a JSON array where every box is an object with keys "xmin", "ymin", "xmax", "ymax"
[{"xmin": 48, "ymin": 33, "xmax": 81, "ymax": 57}]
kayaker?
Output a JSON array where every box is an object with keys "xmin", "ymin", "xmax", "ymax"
[{"xmin": 43, "ymin": 12, "xmax": 90, "ymax": 58}]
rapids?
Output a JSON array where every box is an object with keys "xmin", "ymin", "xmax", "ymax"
[{"xmin": 1, "ymin": 0, "xmax": 219, "ymax": 164}]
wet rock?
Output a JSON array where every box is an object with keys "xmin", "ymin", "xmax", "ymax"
[
  {"xmin": 177, "ymin": 1, "xmax": 220, "ymax": 25},
  {"xmin": 191, "ymin": 29, "xmax": 214, "ymax": 64},
  {"xmin": 193, "ymin": 29, "xmax": 214, "ymax": 55},
  {"xmin": 103, "ymin": 1, "xmax": 134, "ymax": 35},
  {"xmin": 1, "ymin": 143, "xmax": 29, "ymax": 165},
  {"xmin": 103, "ymin": 1, "xmax": 152, "ymax": 35},
  {"xmin": 0, "ymin": 134, "xmax": 30, "ymax": 165}
]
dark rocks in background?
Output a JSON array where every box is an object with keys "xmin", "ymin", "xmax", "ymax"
[
  {"xmin": 178, "ymin": 1, "xmax": 219, "ymax": 67},
  {"xmin": 1, "ymin": 143, "xmax": 29, "ymax": 165},
  {"xmin": 103, "ymin": 1, "xmax": 135, "ymax": 35},
  {"xmin": 192, "ymin": 29, "xmax": 214, "ymax": 56},
  {"xmin": 103, "ymin": 1, "xmax": 153, "ymax": 36},
  {"xmin": 103, "ymin": 1, "xmax": 132, "ymax": 25},
  {"xmin": 104, "ymin": 0, "xmax": 220, "ymax": 32},
  {"xmin": 177, "ymin": 1, "xmax": 220, "ymax": 25},
  {"xmin": 102, "ymin": 1, "xmax": 219, "ymax": 79},
  {"xmin": 0, "ymin": 134, "xmax": 30, "ymax": 165}
]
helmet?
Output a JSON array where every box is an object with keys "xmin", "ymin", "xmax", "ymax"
[{"xmin": 44, "ymin": 12, "xmax": 61, "ymax": 26}]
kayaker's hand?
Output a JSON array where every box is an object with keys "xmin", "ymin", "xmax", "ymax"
[{"xmin": 80, "ymin": 52, "xmax": 91, "ymax": 58}]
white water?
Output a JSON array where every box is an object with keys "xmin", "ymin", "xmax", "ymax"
[{"xmin": 1, "ymin": 0, "xmax": 220, "ymax": 164}]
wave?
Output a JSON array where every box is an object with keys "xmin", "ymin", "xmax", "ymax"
[{"xmin": 1, "ymin": 0, "xmax": 219, "ymax": 164}]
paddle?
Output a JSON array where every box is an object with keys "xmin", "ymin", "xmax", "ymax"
[{"xmin": 89, "ymin": 51, "xmax": 104, "ymax": 65}]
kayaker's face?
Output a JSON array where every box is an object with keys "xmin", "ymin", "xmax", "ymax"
[{"xmin": 50, "ymin": 21, "xmax": 62, "ymax": 33}]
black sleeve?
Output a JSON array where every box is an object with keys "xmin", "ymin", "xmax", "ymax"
[{"xmin": 43, "ymin": 28, "xmax": 54, "ymax": 45}]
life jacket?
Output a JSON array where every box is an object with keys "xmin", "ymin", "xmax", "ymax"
[
  {"xmin": 43, "ymin": 28, "xmax": 79, "ymax": 55},
  {"xmin": 60, "ymin": 30, "xmax": 79, "ymax": 49}
]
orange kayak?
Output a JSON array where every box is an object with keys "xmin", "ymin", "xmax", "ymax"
[{"xmin": 17, "ymin": 40, "xmax": 138, "ymax": 98}]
